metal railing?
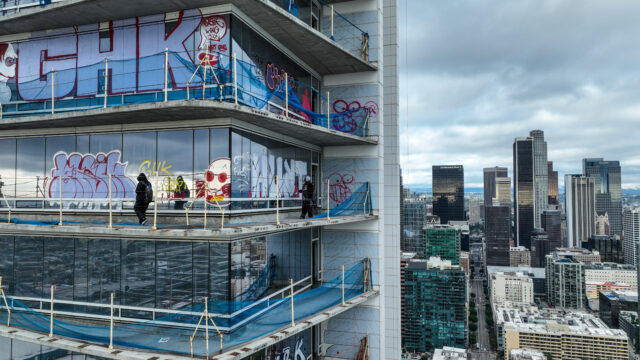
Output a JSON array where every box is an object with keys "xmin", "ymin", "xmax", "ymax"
[{"xmin": 0, "ymin": 0, "xmax": 61, "ymax": 15}]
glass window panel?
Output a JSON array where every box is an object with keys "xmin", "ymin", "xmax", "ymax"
[
  {"xmin": 121, "ymin": 240, "xmax": 155, "ymax": 308},
  {"xmin": 43, "ymin": 237, "xmax": 74, "ymax": 301},
  {"xmin": 76, "ymin": 135, "xmax": 89, "ymax": 154},
  {"xmin": 74, "ymin": 239, "xmax": 88, "ymax": 305},
  {"xmin": 210, "ymin": 128, "xmax": 229, "ymax": 160},
  {"xmin": 193, "ymin": 242, "xmax": 209, "ymax": 304},
  {"xmin": 194, "ymin": 129, "xmax": 209, "ymax": 180},
  {"xmin": 14, "ymin": 235, "xmax": 43, "ymax": 298},
  {"xmin": 89, "ymin": 133, "xmax": 122, "ymax": 154},
  {"xmin": 231, "ymin": 131, "xmax": 247, "ymax": 200},
  {"xmin": 0, "ymin": 235, "xmax": 14, "ymax": 294},
  {"xmin": 16, "ymin": 137, "xmax": 45, "ymax": 197},
  {"xmin": 157, "ymin": 242, "xmax": 193, "ymax": 309},
  {"xmin": 157, "ymin": 130, "xmax": 193, "ymax": 202},
  {"xmin": 210, "ymin": 243, "xmax": 229, "ymax": 303},
  {"xmin": 0, "ymin": 138, "xmax": 16, "ymax": 197},
  {"xmin": 45, "ymin": 136, "xmax": 76, "ymax": 177},
  {"xmin": 88, "ymin": 239, "xmax": 120, "ymax": 304},
  {"xmin": 122, "ymin": 132, "xmax": 156, "ymax": 179}
]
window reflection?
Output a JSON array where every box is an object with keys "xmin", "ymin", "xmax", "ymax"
[
  {"xmin": 16, "ymin": 138, "xmax": 45, "ymax": 198},
  {"xmin": 122, "ymin": 131, "xmax": 156, "ymax": 180},
  {"xmin": 0, "ymin": 138, "xmax": 16, "ymax": 197}
]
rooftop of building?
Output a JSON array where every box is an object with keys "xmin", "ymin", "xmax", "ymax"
[
  {"xmin": 619, "ymin": 310, "xmax": 639, "ymax": 323},
  {"xmin": 600, "ymin": 289, "xmax": 638, "ymax": 303},
  {"xmin": 490, "ymin": 271, "xmax": 534, "ymax": 282},
  {"xmin": 407, "ymin": 257, "xmax": 461, "ymax": 271},
  {"xmin": 432, "ymin": 346, "xmax": 467, "ymax": 360},
  {"xmin": 510, "ymin": 348, "xmax": 545, "ymax": 360},
  {"xmin": 510, "ymin": 246, "xmax": 529, "ymax": 252},
  {"xmin": 554, "ymin": 247, "xmax": 599, "ymax": 256},
  {"xmin": 402, "ymin": 252, "xmax": 418, "ymax": 260},
  {"xmin": 487, "ymin": 266, "xmax": 545, "ymax": 279},
  {"xmin": 501, "ymin": 307, "xmax": 627, "ymax": 338},
  {"xmin": 585, "ymin": 262, "xmax": 636, "ymax": 270}
]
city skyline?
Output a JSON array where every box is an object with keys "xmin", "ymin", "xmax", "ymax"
[{"xmin": 399, "ymin": 1, "xmax": 640, "ymax": 189}]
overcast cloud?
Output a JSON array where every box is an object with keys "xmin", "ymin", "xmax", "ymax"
[{"xmin": 398, "ymin": 0, "xmax": 640, "ymax": 189}]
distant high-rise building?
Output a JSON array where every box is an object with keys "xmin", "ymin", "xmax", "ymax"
[
  {"xmin": 547, "ymin": 161, "xmax": 559, "ymax": 207},
  {"xmin": 530, "ymin": 130, "xmax": 549, "ymax": 227},
  {"xmin": 623, "ymin": 209, "xmax": 640, "ymax": 265},
  {"xmin": 483, "ymin": 166, "xmax": 508, "ymax": 216},
  {"xmin": 469, "ymin": 198, "xmax": 483, "ymax": 225},
  {"xmin": 424, "ymin": 224, "xmax": 461, "ymax": 265},
  {"xmin": 565, "ymin": 174, "xmax": 596, "ymax": 248},
  {"xmin": 509, "ymin": 246, "xmax": 531, "ymax": 267},
  {"xmin": 595, "ymin": 212, "xmax": 611, "ymax": 235},
  {"xmin": 432, "ymin": 165, "xmax": 465, "ymax": 224},
  {"xmin": 546, "ymin": 252, "xmax": 586, "ymax": 309},
  {"xmin": 531, "ymin": 228, "xmax": 549, "ymax": 268},
  {"xmin": 402, "ymin": 198, "xmax": 428, "ymax": 257},
  {"xmin": 541, "ymin": 209, "xmax": 562, "ymax": 252},
  {"xmin": 583, "ymin": 158, "xmax": 622, "ymax": 236},
  {"xmin": 514, "ymin": 137, "xmax": 535, "ymax": 248},
  {"xmin": 494, "ymin": 177, "xmax": 511, "ymax": 205},
  {"xmin": 401, "ymin": 252, "xmax": 418, "ymax": 343},
  {"xmin": 587, "ymin": 235, "xmax": 623, "ymax": 263},
  {"xmin": 486, "ymin": 205, "xmax": 511, "ymax": 266},
  {"xmin": 403, "ymin": 257, "xmax": 467, "ymax": 353}
]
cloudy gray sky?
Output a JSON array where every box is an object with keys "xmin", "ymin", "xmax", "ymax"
[{"xmin": 398, "ymin": 0, "xmax": 640, "ymax": 190}]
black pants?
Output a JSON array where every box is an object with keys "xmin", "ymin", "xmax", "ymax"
[
  {"xmin": 301, "ymin": 199, "xmax": 313, "ymax": 219},
  {"xmin": 174, "ymin": 201, "xmax": 186, "ymax": 210},
  {"xmin": 134, "ymin": 204, "xmax": 148, "ymax": 224}
]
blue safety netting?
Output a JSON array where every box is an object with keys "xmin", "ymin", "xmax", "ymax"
[
  {"xmin": 0, "ymin": 259, "xmax": 371, "ymax": 356},
  {"xmin": 3, "ymin": 50, "xmax": 372, "ymax": 137},
  {"xmin": 313, "ymin": 182, "xmax": 372, "ymax": 218}
]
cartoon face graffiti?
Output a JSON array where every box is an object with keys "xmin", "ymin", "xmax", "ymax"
[
  {"xmin": 197, "ymin": 15, "xmax": 228, "ymax": 66},
  {"xmin": 0, "ymin": 43, "xmax": 17, "ymax": 80},
  {"xmin": 206, "ymin": 158, "xmax": 231, "ymax": 200},
  {"xmin": 328, "ymin": 172, "xmax": 355, "ymax": 205}
]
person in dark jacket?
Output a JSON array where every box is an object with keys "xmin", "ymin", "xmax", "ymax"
[
  {"xmin": 135, "ymin": 173, "xmax": 151, "ymax": 225},
  {"xmin": 173, "ymin": 175, "xmax": 190, "ymax": 210},
  {"xmin": 300, "ymin": 176, "xmax": 314, "ymax": 219}
]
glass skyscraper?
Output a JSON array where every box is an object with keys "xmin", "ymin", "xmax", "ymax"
[
  {"xmin": 432, "ymin": 165, "xmax": 465, "ymax": 224},
  {"xmin": 486, "ymin": 205, "xmax": 511, "ymax": 266},
  {"xmin": 402, "ymin": 198, "xmax": 428, "ymax": 257},
  {"xmin": 424, "ymin": 225, "xmax": 461, "ymax": 264},
  {"xmin": 513, "ymin": 137, "xmax": 535, "ymax": 249},
  {"xmin": 483, "ymin": 166, "xmax": 508, "ymax": 214},
  {"xmin": 530, "ymin": 130, "xmax": 548, "ymax": 228},
  {"xmin": 583, "ymin": 158, "xmax": 622, "ymax": 236}
]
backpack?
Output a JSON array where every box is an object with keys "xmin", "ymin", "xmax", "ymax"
[{"xmin": 144, "ymin": 182, "xmax": 154, "ymax": 203}]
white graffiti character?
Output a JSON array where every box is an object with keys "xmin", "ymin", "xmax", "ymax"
[{"xmin": 0, "ymin": 43, "xmax": 17, "ymax": 103}]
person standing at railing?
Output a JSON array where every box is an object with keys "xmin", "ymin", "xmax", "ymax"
[
  {"xmin": 173, "ymin": 175, "xmax": 190, "ymax": 210},
  {"xmin": 135, "ymin": 173, "xmax": 153, "ymax": 225},
  {"xmin": 300, "ymin": 176, "xmax": 314, "ymax": 219}
]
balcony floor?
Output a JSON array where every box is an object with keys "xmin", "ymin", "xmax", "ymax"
[
  {"xmin": 0, "ymin": 213, "xmax": 377, "ymax": 241},
  {"xmin": 0, "ymin": 99, "xmax": 378, "ymax": 146},
  {"xmin": 0, "ymin": 0, "xmax": 375, "ymax": 74}
]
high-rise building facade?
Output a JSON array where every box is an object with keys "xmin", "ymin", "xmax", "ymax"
[
  {"xmin": 541, "ymin": 209, "xmax": 562, "ymax": 252},
  {"xmin": 530, "ymin": 228, "xmax": 549, "ymax": 268},
  {"xmin": 432, "ymin": 165, "xmax": 465, "ymax": 224},
  {"xmin": 486, "ymin": 205, "xmax": 511, "ymax": 266},
  {"xmin": 483, "ymin": 166, "xmax": 508, "ymax": 216},
  {"xmin": 587, "ymin": 235, "xmax": 623, "ymax": 263},
  {"xmin": 547, "ymin": 161, "xmax": 558, "ymax": 207},
  {"xmin": 583, "ymin": 158, "xmax": 623, "ymax": 236},
  {"xmin": 530, "ymin": 130, "xmax": 548, "ymax": 228},
  {"xmin": 546, "ymin": 253, "xmax": 586, "ymax": 309},
  {"xmin": 402, "ymin": 198, "xmax": 428, "ymax": 257},
  {"xmin": 404, "ymin": 258, "xmax": 467, "ymax": 353},
  {"xmin": 490, "ymin": 271, "xmax": 534, "ymax": 306},
  {"xmin": 424, "ymin": 224, "xmax": 461, "ymax": 265},
  {"xmin": 623, "ymin": 208, "xmax": 640, "ymax": 265},
  {"xmin": 565, "ymin": 174, "xmax": 596, "ymax": 248},
  {"xmin": 0, "ymin": 1, "xmax": 400, "ymax": 358},
  {"xmin": 495, "ymin": 177, "xmax": 512, "ymax": 205},
  {"xmin": 513, "ymin": 137, "xmax": 535, "ymax": 249}
]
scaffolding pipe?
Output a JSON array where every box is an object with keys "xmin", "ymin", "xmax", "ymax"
[
  {"xmin": 203, "ymin": 64, "xmax": 207, "ymax": 100},
  {"xmin": 152, "ymin": 166, "xmax": 159, "ymax": 230},
  {"xmin": 1, "ymin": 191, "xmax": 11, "ymax": 224},
  {"xmin": 104, "ymin": 58, "xmax": 108, "ymax": 108},
  {"xmin": 327, "ymin": 91, "xmax": 330, "ymax": 129},
  {"xmin": 284, "ymin": 73, "xmax": 289, "ymax": 118},
  {"xmin": 327, "ymin": 179, "xmax": 330, "ymax": 221},
  {"xmin": 330, "ymin": 5, "xmax": 334, "ymax": 40},
  {"xmin": 204, "ymin": 170, "xmax": 208, "ymax": 230},
  {"xmin": 233, "ymin": 52, "xmax": 238, "ymax": 105},
  {"xmin": 205, "ymin": 297, "xmax": 209, "ymax": 359},
  {"xmin": 58, "ymin": 175, "xmax": 63, "ymax": 226},
  {"xmin": 0, "ymin": 277, "xmax": 11, "ymax": 326},
  {"xmin": 290, "ymin": 278, "xmax": 295, "ymax": 327},
  {"xmin": 49, "ymin": 285, "xmax": 54, "ymax": 337},
  {"xmin": 109, "ymin": 292, "xmax": 114, "ymax": 349},
  {"xmin": 51, "ymin": 69, "xmax": 55, "ymax": 114},
  {"xmin": 164, "ymin": 48, "xmax": 169, "ymax": 102},
  {"xmin": 342, "ymin": 265, "xmax": 345, "ymax": 305},
  {"xmin": 108, "ymin": 174, "xmax": 113, "ymax": 228},
  {"xmin": 276, "ymin": 175, "xmax": 280, "ymax": 225}
]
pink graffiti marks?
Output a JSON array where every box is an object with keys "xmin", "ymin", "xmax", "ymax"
[
  {"xmin": 195, "ymin": 158, "xmax": 231, "ymax": 206},
  {"xmin": 265, "ymin": 63, "xmax": 295, "ymax": 92},
  {"xmin": 48, "ymin": 151, "xmax": 136, "ymax": 199},
  {"xmin": 328, "ymin": 172, "xmax": 355, "ymax": 205},
  {"xmin": 197, "ymin": 15, "xmax": 229, "ymax": 66},
  {"xmin": 331, "ymin": 99, "xmax": 378, "ymax": 133}
]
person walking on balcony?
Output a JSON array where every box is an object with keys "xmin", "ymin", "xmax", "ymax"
[
  {"xmin": 173, "ymin": 175, "xmax": 190, "ymax": 210},
  {"xmin": 300, "ymin": 176, "xmax": 314, "ymax": 219},
  {"xmin": 135, "ymin": 173, "xmax": 152, "ymax": 225}
]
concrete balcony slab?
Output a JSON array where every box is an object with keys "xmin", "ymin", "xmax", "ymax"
[{"xmin": 0, "ymin": 0, "xmax": 375, "ymax": 74}]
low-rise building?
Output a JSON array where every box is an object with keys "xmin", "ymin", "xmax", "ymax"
[
  {"xmin": 494, "ymin": 303, "xmax": 540, "ymax": 350},
  {"xmin": 510, "ymin": 246, "xmax": 531, "ymax": 267},
  {"xmin": 618, "ymin": 311, "xmax": 639, "ymax": 349},
  {"xmin": 554, "ymin": 247, "xmax": 601, "ymax": 264},
  {"xmin": 432, "ymin": 346, "xmax": 467, "ymax": 360},
  {"xmin": 490, "ymin": 272, "xmax": 534, "ymax": 307},
  {"xmin": 487, "ymin": 266, "xmax": 546, "ymax": 297},
  {"xmin": 598, "ymin": 289, "xmax": 638, "ymax": 328},
  {"xmin": 585, "ymin": 262, "xmax": 637, "ymax": 291},
  {"xmin": 509, "ymin": 348, "xmax": 545, "ymax": 360},
  {"xmin": 460, "ymin": 251, "xmax": 470, "ymax": 275},
  {"xmin": 585, "ymin": 281, "xmax": 631, "ymax": 299},
  {"xmin": 503, "ymin": 310, "xmax": 628, "ymax": 359}
]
